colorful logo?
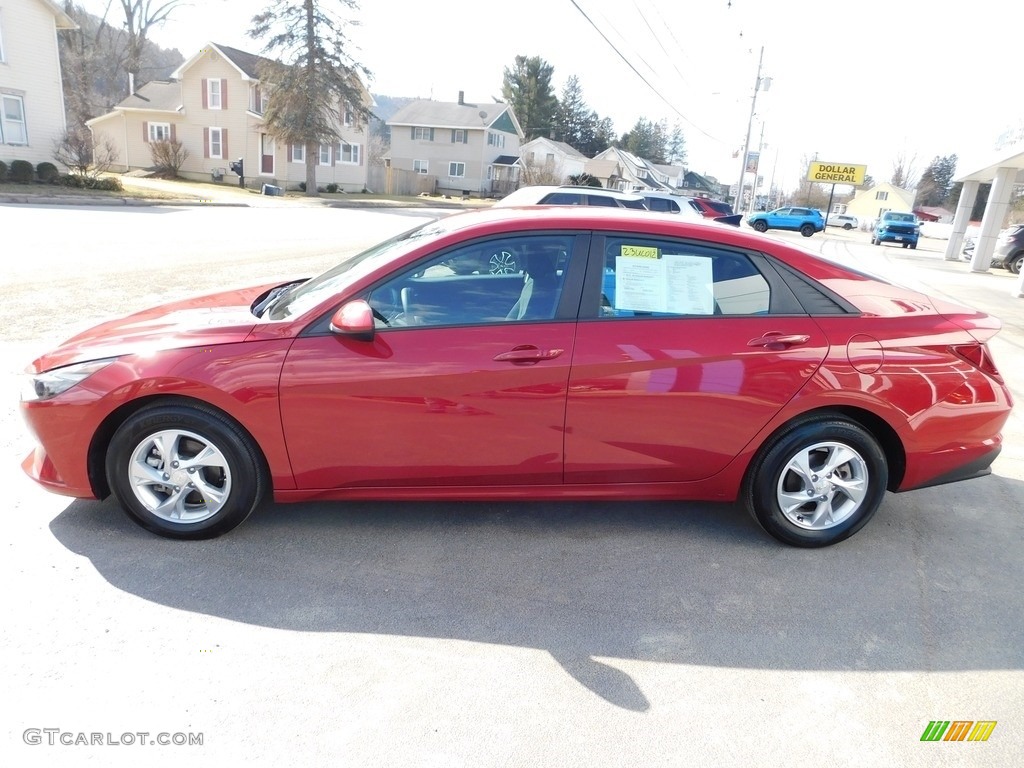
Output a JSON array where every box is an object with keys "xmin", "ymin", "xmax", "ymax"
[{"xmin": 920, "ymin": 721, "xmax": 997, "ymax": 742}]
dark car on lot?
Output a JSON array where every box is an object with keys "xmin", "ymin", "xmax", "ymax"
[
  {"xmin": 747, "ymin": 207, "xmax": 825, "ymax": 237},
  {"xmin": 21, "ymin": 208, "xmax": 1012, "ymax": 548},
  {"xmin": 688, "ymin": 197, "xmax": 737, "ymax": 220},
  {"xmin": 993, "ymin": 224, "xmax": 1024, "ymax": 274}
]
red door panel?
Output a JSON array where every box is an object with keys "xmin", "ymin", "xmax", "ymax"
[
  {"xmin": 279, "ymin": 324, "xmax": 575, "ymax": 489},
  {"xmin": 564, "ymin": 317, "xmax": 827, "ymax": 483}
]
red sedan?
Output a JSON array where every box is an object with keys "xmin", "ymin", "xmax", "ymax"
[{"xmin": 21, "ymin": 207, "xmax": 1012, "ymax": 546}]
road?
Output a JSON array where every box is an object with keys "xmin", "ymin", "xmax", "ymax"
[{"xmin": 2, "ymin": 205, "xmax": 1022, "ymax": 768}]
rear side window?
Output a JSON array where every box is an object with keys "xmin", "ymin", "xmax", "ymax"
[
  {"xmin": 645, "ymin": 197, "xmax": 680, "ymax": 213},
  {"xmin": 586, "ymin": 194, "xmax": 619, "ymax": 208},
  {"xmin": 618, "ymin": 198, "xmax": 646, "ymax": 210},
  {"xmin": 595, "ymin": 236, "xmax": 770, "ymax": 317},
  {"xmin": 542, "ymin": 192, "xmax": 585, "ymax": 205}
]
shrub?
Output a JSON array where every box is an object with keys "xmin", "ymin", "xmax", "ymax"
[
  {"xmin": 58, "ymin": 173, "xmax": 85, "ymax": 188},
  {"xmin": 326, "ymin": 183, "xmax": 339, "ymax": 193},
  {"xmin": 36, "ymin": 162, "xmax": 60, "ymax": 183},
  {"xmin": 149, "ymin": 140, "xmax": 189, "ymax": 177},
  {"xmin": 91, "ymin": 177, "xmax": 123, "ymax": 191},
  {"xmin": 0, "ymin": 160, "xmax": 7, "ymax": 181},
  {"xmin": 9, "ymin": 159, "xmax": 35, "ymax": 182},
  {"xmin": 298, "ymin": 181, "xmax": 307, "ymax": 192}
]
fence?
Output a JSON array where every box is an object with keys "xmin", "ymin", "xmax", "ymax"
[{"xmin": 367, "ymin": 166, "xmax": 437, "ymax": 197}]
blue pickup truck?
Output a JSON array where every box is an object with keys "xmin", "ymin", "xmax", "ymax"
[{"xmin": 872, "ymin": 211, "xmax": 920, "ymax": 249}]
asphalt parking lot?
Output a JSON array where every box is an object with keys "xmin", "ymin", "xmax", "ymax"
[{"xmin": 2, "ymin": 205, "xmax": 1022, "ymax": 768}]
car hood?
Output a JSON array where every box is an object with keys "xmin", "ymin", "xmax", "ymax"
[{"xmin": 29, "ymin": 284, "xmax": 274, "ymax": 373}]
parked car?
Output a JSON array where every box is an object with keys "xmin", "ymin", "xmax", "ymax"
[
  {"xmin": 747, "ymin": 207, "xmax": 826, "ymax": 237},
  {"xmin": 687, "ymin": 197, "xmax": 739, "ymax": 221},
  {"xmin": 495, "ymin": 185, "xmax": 647, "ymax": 210},
  {"xmin": 992, "ymin": 224, "xmax": 1024, "ymax": 274},
  {"xmin": 826, "ymin": 214, "xmax": 859, "ymax": 230},
  {"xmin": 21, "ymin": 208, "xmax": 1012, "ymax": 547},
  {"xmin": 872, "ymin": 211, "xmax": 920, "ymax": 249},
  {"xmin": 638, "ymin": 191, "xmax": 742, "ymax": 226}
]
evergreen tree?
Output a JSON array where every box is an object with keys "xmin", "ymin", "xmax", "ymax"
[
  {"xmin": 556, "ymin": 75, "xmax": 590, "ymax": 151},
  {"xmin": 250, "ymin": 0, "xmax": 372, "ymax": 196},
  {"xmin": 666, "ymin": 123, "xmax": 686, "ymax": 166},
  {"xmin": 915, "ymin": 154, "xmax": 958, "ymax": 207},
  {"xmin": 501, "ymin": 55, "xmax": 559, "ymax": 141}
]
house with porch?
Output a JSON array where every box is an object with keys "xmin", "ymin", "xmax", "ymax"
[
  {"xmin": 0, "ymin": 0, "xmax": 76, "ymax": 168},
  {"xmin": 386, "ymin": 93, "xmax": 523, "ymax": 197},
  {"xmin": 86, "ymin": 42, "xmax": 372, "ymax": 191}
]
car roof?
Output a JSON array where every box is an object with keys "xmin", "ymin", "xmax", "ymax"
[{"xmin": 495, "ymin": 185, "xmax": 645, "ymax": 206}]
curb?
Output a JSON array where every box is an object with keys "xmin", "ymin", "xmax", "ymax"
[{"xmin": 0, "ymin": 194, "xmax": 250, "ymax": 207}]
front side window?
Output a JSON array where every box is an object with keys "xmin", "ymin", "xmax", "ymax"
[
  {"xmin": 368, "ymin": 235, "xmax": 575, "ymax": 328},
  {"xmin": 413, "ymin": 159, "xmax": 428, "ymax": 174},
  {"xmin": 448, "ymin": 162, "xmax": 465, "ymax": 178},
  {"xmin": 208, "ymin": 79, "xmax": 222, "ymax": 109},
  {"xmin": 149, "ymin": 122, "xmax": 170, "ymax": 142},
  {"xmin": 595, "ymin": 236, "xmax": 770, "ymax": 318},
  {"xmin": 1, "ymin": 94, "xmax": 27, "ymax": 144}
]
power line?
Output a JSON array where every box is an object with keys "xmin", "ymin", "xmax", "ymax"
[{"xmin": 567, "ymin": 0, "xmax": 725, "ymax": 143}]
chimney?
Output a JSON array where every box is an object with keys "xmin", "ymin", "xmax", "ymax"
[
  {"xmin": 458, "ymin": 90, "xmax": 464, "ymax": 105},
  {"xmin": 129, "ymin": 72, "xmax": 135, "ymax": 95}
]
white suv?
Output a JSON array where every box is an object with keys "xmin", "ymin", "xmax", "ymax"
[
  {"xmin": 826, "ymin": 214, "xmax": 859, "ymax": 230},
  {"xmin": 495, "ymin": 185, "xmax": 647, "ymax": 209}
]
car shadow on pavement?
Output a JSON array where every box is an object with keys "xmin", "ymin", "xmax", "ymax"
[{"xmin": 48, "ymin": 476, "xmax": 1024, "ymax": 711}]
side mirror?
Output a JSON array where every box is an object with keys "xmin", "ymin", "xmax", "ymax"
[{"xmin": 329, "ymin": 299, "xmax": 375, "ymax": 340}]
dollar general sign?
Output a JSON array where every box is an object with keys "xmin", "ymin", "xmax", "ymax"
[{"xmin": 806, "ymin": 162, "xmax": 867, "ymax": 185}]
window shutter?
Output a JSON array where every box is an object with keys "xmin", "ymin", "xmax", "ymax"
[
  {"xmin": 204, "ymin": 128, "xmax": 210, "ymax": 159},
  {"xmin": 450, "ymin": 130, "xmax": 456, "ymax": 143},
  {"xmin": 222, "ymin": 129, "xmax": 228, "ymax": 159},
  {"xmin": 411, "ymin": 127, "xmax": 416, "ymax": 140},
  {"xmin": 170, "ymin": 124, "xmax": 176, "ymax": 142},
  {"xmin": 359, "ymin": 146, "xmax": 363, "ymax": 166},
  {"xmin": 253, "ymin": 86, "xmax": 260, "ymax": 112},
  {"xmin": 221, "ymin": 79, "xmax": 228, "ymax": 109},
  {"xmin": 429, "ymin": 128, "xmax": 434, "ymax": 141},
  {"xmin": 202, "ymin": 79, "xmax": 208, "ymax": 109},
  {"xmin": 463, "ymin": 131, "xmax": 468, "ymax": 144},
  {"xmin": 142, "ymin": 121, "xmax": 149, "ymax": 143},
  {"xmin": 335, "ymin": 143, "xmax": 341, "ymax": 165}
]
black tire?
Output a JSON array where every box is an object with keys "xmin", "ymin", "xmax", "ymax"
[
  {"xmin": 910, "ymin": 242, "xmax": 917, "ymax": 250},
  {"xmin": 873, "ymin": 238, "xmax": 880, "ymax": 246},
  {"xmin": 842, "ymin": 223, "xmax": 853, "ymax": 230},
  {"xmin": 105, "ymin": 403, "xmax": 266, "ymax": 539},
  {"xmin": 752, "ymin": 220, "xmax": 768, "ymax": 233},
  {"xmin": 1008, "ymin": 253, "xmax": 1023, "ymax": 275},
  {"xmin": 902, "ymin": 243, "xmax": 909, "ymax": 249},
  {"xmin": 743, "ymin": 416, "xmax": 888, "ymax": 547},
  {"xmin": 800, "ymin": 224, "xmax": 815, "ymax": 237}
]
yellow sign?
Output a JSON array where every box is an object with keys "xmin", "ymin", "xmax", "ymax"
[
  {"xmin": 806, "ymin": 162, "xmax": 867, "ymax": 185},
  {"xmin": 620, "ymin": 245, "xmax": 659, "ymax": 259}
]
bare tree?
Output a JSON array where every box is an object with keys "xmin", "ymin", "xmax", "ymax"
[
  {"xmin": 53, "ymin": 126, "xmax": 119, "ymax": 178},
  {"xmin": 118, "ymin": 0, "xmax": 185, "ymax": 91},
  {"xmin": 890, "ymin": 149, "xmax": 919, "ymax": 190},
  {"xmin": 520, "ymin": 157, "xmax": 566, "ymax": 186},
  {"xmin": 149, "ymin": 140, "xmax": 190, "ymax": 177}
]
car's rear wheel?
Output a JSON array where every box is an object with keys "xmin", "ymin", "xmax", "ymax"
[
  {"xmin": 910, "ymin": 242, "xmax": 917, "ymax": 250},
  {"xmin": 873, "ymin": 238, "xmax": 880, "ymax": 246},
  {"xmin": 1008, "ymin": 252, "xmax": 1023, "ymax": 274},
  {"xmin": 743, "ymin": 417, "xmax": 888, "ymax": 547},
  {"xmin": 843, "ymin": 223, "xmax": 853, "ymax": 230},
  {"xmin": 800, "ymin": 224, "xmax": 815, "ymax": 237},
  {"xmin": 752, "ymin": 220, "xmax": 768, "ymax": 233},
  {"xmin": 105, "ymin": 403, "xmax": 266, "ymax": 539}
]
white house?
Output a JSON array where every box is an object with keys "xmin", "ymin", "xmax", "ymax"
[
  {"xmin": 0, "ymin": 0, "xmax": 76, "ymax": 167},
  {"xmin": 519, "ymin": 137, "xmax": 586, "ymax": 184}
]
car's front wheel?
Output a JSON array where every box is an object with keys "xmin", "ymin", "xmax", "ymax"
[
  {"xmin": 105, "ymin": 403, "xmax": 266, "ymax": 539},
  {"xmin": 843, "ymin": 223, "xmax": 853, "ymax": 230},
  {"xmin": 743, "ymin": 417, "xmax": 888, "ymax": 547},
  {"xmin": 799, "ymin": 224, "xmax": 815, "ymax": 237},
  {"xmin": 752, "ymin": 220, "xmax": 768, "ymax": 233},
  {"xmin": 1008, "ymin": 252, "xmax": 1023, "ymax": 275}
]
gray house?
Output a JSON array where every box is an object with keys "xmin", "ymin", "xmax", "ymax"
[{"xmin": 386, "ymin": 93, "xmax": 523, "ymax": 197}]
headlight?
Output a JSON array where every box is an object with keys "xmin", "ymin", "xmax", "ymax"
[{"xmin": 21, "ymin": 358, "xmax": 117, "ymax": 402}]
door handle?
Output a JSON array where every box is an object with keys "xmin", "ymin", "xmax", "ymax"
[
  {"xmin": 493, "ymin": 345, "xmax": 564, "ymax": 363},
  {"xmin": 747, "ymin": 333, "xmax": 811, "ymax": 349}
]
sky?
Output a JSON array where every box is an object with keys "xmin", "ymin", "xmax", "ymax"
[{"xmin": 77, "ymin": 0, "xmax": 1023, "ymax": 194}]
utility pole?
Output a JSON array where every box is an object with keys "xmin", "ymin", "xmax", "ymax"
[{"xmin": 735, "ymin": 46, "xmax": 765, "ymax": 216}]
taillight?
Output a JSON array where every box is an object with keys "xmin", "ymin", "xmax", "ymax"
[{"xmin": 951, "ymin": 343, "xmax": 1004, "ymax": 384}]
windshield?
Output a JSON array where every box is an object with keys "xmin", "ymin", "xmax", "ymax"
[
  {"xmin": 265, "ymin": 219, "xmax": 449, "ymax": 320},
  {"xmin": 885, "ymin": 213, "xmax": 915, "ymax": 222}
]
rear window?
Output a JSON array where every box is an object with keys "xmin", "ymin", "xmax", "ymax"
[{"xmin": 704, "ymin": 201, "xmax": 733, "ymax": 215}]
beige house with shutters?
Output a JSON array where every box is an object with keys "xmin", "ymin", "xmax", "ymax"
[
  {"xmin": 87, "ymin": 42, "xmax": 372, "ymax": 191},
  {"xmin": 0, "ymin": 0, "xmax": 76, "ymax": 167}
]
